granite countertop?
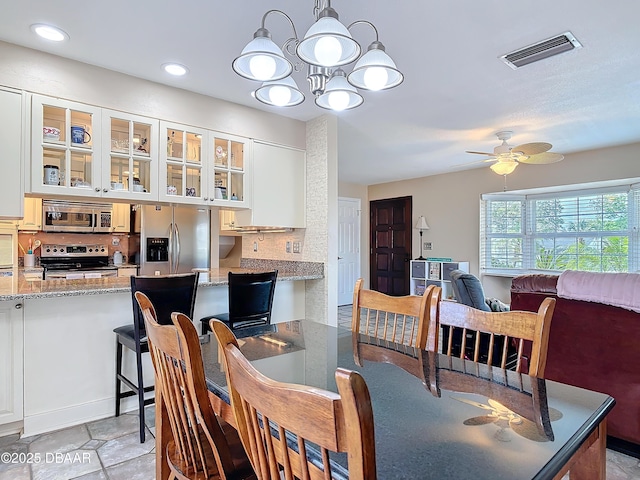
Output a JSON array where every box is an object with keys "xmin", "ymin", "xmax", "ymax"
[{"xmin": 0, "ymin": 261, "xmax": 324, "ymax": 301}]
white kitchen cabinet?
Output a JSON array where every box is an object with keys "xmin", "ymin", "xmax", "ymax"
[
  {"xmin": 112, "ymin": 203, "xmax": 130, "ymax": 232},
  {"xmin": 0, "ymin": 88, "xmax": 25, "ymax": 219},
  {"xmin": 219, "ymin": 209, "xmax": 237, "ymax": 231},
  {"xmin": 31, "ymin": 96, "xmax": 160, "ymax": 201},
  {"xmin": 17, "ymin": 197, "xmax": 42, "ymax": 231},
  {"xmin": 235, "ymin": 142, "xmax": 305, "ymax": 228},
  {"xmin": 31, "ymin": 95, "xmax": 102, "ymax": 197},
  {"xmin": 159, "ymin": 121, "xmax": 208, "ymax": 204},
  {"xmin": 0, "ymin": 299, "xmax": 24, "ymax": 427},
  {"xmin": 102, "ymin": 109, "xmax": 159, "ymax": 201},
  {"xmin": 206, "ymin": 133, "xmax": 250, "ymax": 208}
]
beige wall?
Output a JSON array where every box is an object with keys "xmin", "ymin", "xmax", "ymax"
[{"xmin": 367, "ymin": 142, "xmax": 640, "ymax": 302}]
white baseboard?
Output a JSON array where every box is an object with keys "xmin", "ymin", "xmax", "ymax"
[{"xmin": 22, "ymin": 394, "xmax": 153, "ymax": 437}]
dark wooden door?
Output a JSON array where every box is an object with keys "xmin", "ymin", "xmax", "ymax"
[{"xmin": 369, "ymin": 196, "xmax": 412, "ymax": 295}]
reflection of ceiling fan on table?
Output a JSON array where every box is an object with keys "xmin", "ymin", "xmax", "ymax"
[{"xmin": 466, "ymin": 131, "xmax": 564, "ymax": 175}]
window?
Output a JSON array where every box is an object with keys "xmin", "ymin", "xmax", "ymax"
[{"xmin": 481, "ymin": 182, "xmax": 640, "ymax": 275}]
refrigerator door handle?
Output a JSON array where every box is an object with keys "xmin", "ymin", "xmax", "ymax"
[
  {"xmin": 174, "ymin": 222, "xmax": 181, "ymax": 273},
  {"xmin": 168, "ymin": 222, "xmax": 174, "ymax": 273}
]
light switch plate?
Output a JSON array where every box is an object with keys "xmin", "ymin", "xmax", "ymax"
[
  {"xmin": 424, "ymin": 242, "xmax": 432, "ymax": 250},
  {"xmin": 286, "ymin": 241, "xmax": 291, "ymax": 253}
]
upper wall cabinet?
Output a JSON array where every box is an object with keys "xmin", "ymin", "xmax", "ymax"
[
  {"xmin": 31, "ymin": 95, "xmax": 102, "ymax": 197},
  {"xmin": 206, "ymin": 133, "xmax": 250, "ymax": 208},
  {"xmin": 31, "ymin": 96, "xmax": 160, "ymax": 201},
  {"xmin": 102, "ymin": 109, "xmax": 159, "ymax": 201},
  {"xmin": 159, "ymin": 121, "xmax": 208, "ymax": 205},
  {"xmin": 235, "ymin": 141, "xmax": 305, "ymax": 228},
  {"xmin": 0, "ymin": 88, "xmax": 25, "ymax": 218}
]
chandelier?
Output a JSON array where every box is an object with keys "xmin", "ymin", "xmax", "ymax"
[{"xmin": 232, "ymin": 0, "xmax": 404, "ymax": 111}]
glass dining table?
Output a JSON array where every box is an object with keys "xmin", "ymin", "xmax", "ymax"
[{"xmin": 154, "ymin": 320, "xmax": 615, "ymax": 479}]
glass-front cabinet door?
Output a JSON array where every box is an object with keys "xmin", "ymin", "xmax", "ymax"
[
  {"xmin": 102, "ymin": 110, "xmax": 158, "ymax": 201},
  {"xmin": 159, "ymin": 121, "xmax": 207, "ymax": 204},
  {"xmin": 208, "ymin": 133, "xmax": 249, "ymax": 207},
  {"xmin": 31, "ymin": 95, "xmax": 101, "ymax": 197}
]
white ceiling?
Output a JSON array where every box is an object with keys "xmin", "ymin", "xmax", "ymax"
[{"xmin": 2, "ymin": 1, "xmax": 640, "ymax": 185}]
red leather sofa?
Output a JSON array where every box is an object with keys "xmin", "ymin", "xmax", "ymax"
[{"xmin": 510, "ymin": 274, "xmax": 640, "ymax": 452}]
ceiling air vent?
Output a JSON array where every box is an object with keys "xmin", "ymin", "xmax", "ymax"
[{"xmin": 500, "ymin": 31, "xmax": 582, "ymax": 69}]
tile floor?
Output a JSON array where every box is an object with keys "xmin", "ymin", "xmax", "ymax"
[{"xmin": 0, "ymin": 306, "xmax": 637, "ymax": 480}]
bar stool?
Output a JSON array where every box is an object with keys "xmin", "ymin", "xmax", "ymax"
[
  {"xmin": 114, "ymin": 272, "xmax": 199, "ymax": 443},
  {"xmin": 200, "ymin": 270, "xmax": 277, "ymax": 335}
]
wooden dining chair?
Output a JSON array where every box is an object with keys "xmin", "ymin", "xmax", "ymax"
[
  {"xmin": 211, "ymin": 320, "xmax": 377, "ymax": 480},
  {"xmin": 427, "ymin": 297, "xmax": 556, "ymax": 377},
  {"xmin": 351, "ymin": 278, "xmax": 438, "ymax": 350},
  {"xmin": 134, "ymin": 292, "xmax": 255, "ymax": 480}
]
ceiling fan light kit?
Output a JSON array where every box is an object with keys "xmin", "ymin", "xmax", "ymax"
[
  {"xmin": 232, "ymin": 0, "xmax": 403, "ymax": 111},
  {"xmin": 466, "ymin": 130, "xmax": 564, "ymax": 176}
]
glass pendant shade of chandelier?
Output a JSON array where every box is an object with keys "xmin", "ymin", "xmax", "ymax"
[
  {"xmin": 296, "ymin": 7, "xmax": 361, "ymax": 67},
  {"xmin": 232, "ymin": 28, "xmax": 293, "ymax": 81},
  {"xmin": 315, "ymin": 69, "xmax": 363, "ymax": 110},
  {"xmin": 348, "ymin": 41, "xmax": 404, "ymax": 91},
  {"xmin": 490, "ymin": 160, "xmax": 519, "ymax": 175},
  {"xmin": 255, "ymin": 76, "xmax": 305, "ymax": 107}
]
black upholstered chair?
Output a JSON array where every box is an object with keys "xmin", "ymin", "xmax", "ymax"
[
  {"xmin": 200, "ymin": 270, "xmax": 277, "ymax": 335},
  {"xmin": 114, "ymin": 272, "xmax": 199, "ymax": 443}
]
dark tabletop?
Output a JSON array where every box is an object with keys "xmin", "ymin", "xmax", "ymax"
[{"xmin": 200, "ymin": 320, "xmax": 615, "ymax": 480}]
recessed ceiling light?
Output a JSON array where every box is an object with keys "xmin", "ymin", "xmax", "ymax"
[
  {"xmin": 162, "ymin": 63, "xmax": 188, "ymax": 76},
  {"xmin": 31, "ymin": 23, "xmax": 69, "ymax": 42}
]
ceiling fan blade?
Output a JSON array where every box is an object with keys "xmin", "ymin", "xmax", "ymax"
[
  {"xmin": 512, "ymin": 142, "xmax": 552, "ymax": 156},
  {"xmin": 466, "ymin": 150, "xmax": 496, "ymax": 156},
  {"xmin": 518, "ymin": 152, "xmax": 564, "ymax": 164}
]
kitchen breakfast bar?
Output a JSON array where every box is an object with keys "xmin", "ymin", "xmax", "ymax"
[{"xmin": 0, "ymin": 262, "xmax": 323, "ymax": 437}]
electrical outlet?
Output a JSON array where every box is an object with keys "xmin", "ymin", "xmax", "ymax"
[
  {"xmin": 286, "ymin": 241, "xmax": 291, "ymax": 253},
  {"xmin": 292, "ymin": 242, "xmax": 301, "ymax": 253},
  {"xmin": 424, "ymin": 242, "xmax": 432, "ymax": 250},
  {"xmin": 253, "ymin": 241, "xmax": 258, "ymax": 252}
]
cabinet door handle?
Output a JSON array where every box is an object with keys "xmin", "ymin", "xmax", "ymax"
[
  {"xmin": 15, "ymin": 303, "xmax": 23, "ymax": 309},
  {"xmin": 203, "ymin": 197, "xmax": 208, "ymax": 201},
  {"xmin": 103, "ymin": 188, "xmax": 108, "ymax": 193},
  {"xmin": 95, "ymin": 187, "xmax": 101, "ymax": 192}
]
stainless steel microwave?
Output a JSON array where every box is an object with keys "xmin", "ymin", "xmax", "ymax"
[{"xmin": 42, "ymin": 200, "xmax": 113, "ymax": 233}]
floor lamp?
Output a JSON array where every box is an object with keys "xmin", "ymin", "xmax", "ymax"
[{"xmin": 415, "ymin": 216, "xmax": 430, "ymax": 260}]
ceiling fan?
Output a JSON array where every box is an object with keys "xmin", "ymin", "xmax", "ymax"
[{"xmin": 466, "ymin": 131, "xmax": 564, "ymax": 175}]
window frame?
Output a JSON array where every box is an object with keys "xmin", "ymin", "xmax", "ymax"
[{"xmin": 481, "ymin": 182, "xmax": 640, "ymax": 276}]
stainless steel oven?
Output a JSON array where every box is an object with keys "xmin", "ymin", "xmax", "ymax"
[
  {"xmin": 40, "ymin": 243, "xmax": 119, "ymax": 279},
  {"xmin": 42, "ymin": 200, "xmax": 112, "ymax": 233}
]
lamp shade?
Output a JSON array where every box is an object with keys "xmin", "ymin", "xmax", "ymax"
[
  {"xmin": 232, "ymin": 29, "xmax": 293, "ymax": 81},
  {"xmin": 255, "ymin": 76, "xmax": 305, "ymax": 107},
  {"xmin": 415, "ymin": 216, "xmax": 430, "ymax": 230},
  {"xmin": 296, "ymin": 7, "xmax": 361, "ymax": 67},
  {"xmin": 315, "ymin": 69, "xmax": 363, "ymax": 111},
  {"xmin": 490, "ymin": 160, "xmax": 519, "ymax": 175},
  {"xmin": 347, "ymin": 41, "xmax": 404, "ymax": 91}
]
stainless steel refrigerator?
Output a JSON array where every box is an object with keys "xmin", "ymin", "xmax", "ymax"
[{"xmin": 140, "ymin": 205, "xmax": 210, "ymax": 275}]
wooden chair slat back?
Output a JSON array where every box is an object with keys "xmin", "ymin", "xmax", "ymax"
[
  {"xmin": 134, "ymin": 292, "xmax": 239, "ymax": 479},
  {"xmin": 428, "ymin": 296, "xmax": 555, "ymax": 377},
  {"xmin": 211, "ymin": 320, "xmax": 377, "ymax": 480},
  {"xmin": 351, "ymin": 278, "xmax": 438, "ymax": 350}
]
